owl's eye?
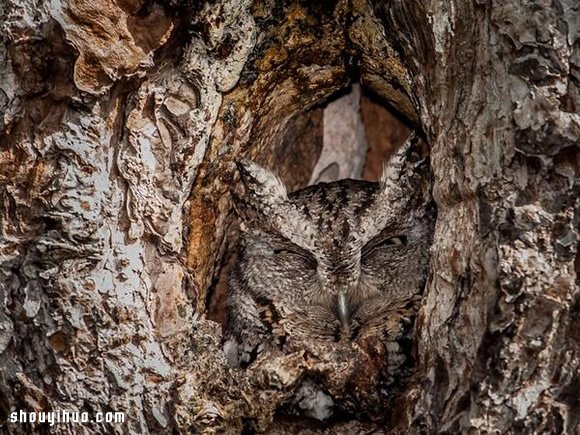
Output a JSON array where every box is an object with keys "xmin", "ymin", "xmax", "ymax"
[
  {"xmin": 273, "ymin": 247, "xmax": 317, "ymax": 267},
  {"xmin": 273, "ymin": 247, "xmax": 305, "ymax": 257},
  {"xmin": 379, "ymin": 235, "xmax": 407, "ymax": 247},
  {"xmin": 362, "ymin": 235, "xmax": 407, "ymax": 256}
]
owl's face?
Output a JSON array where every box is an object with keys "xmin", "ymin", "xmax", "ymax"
[{"xmin": 232, "ymin": 155, "xmax": 434, "ymax": 345}]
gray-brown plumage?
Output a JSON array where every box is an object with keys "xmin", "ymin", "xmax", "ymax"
[{"xmin": 224, "ymin": 135, "xmax": 434, "ymax": 420}]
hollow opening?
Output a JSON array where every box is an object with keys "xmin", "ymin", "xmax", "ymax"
[
  {"xmin": 207, "ymin": 82, "xmax": 413, "ymax": 328},
  {"xmin": 177, "ymin": 2, "xmax": 437, "ymax": 432}
]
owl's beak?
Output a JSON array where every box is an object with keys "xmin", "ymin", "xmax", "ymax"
[{"xmin": 337, "ymin": 290, "xmax": 351, "ymax": 339}]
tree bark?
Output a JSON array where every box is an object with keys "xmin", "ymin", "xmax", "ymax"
[
  {"xmin": 375, "ymin": 2, "xmax": 580, "ymax": 433},
  {"xmin": 0, "ymin": 0, "xmax": 578, "ymax": 434}
]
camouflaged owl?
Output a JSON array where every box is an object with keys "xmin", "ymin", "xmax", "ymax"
[{"xmin": 223, "ymin": 136, "xmax": 435, "ymax": 382}]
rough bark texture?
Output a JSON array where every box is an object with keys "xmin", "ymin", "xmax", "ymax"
[
  {"xmin": 0, "ymin": 0, "xmax": 578, "ymax": 434},
  {"xmin": 374, "ymin": 2, "xmax": 580, "ymax": 433}
]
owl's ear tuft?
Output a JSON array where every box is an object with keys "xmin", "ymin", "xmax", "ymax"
[
  {"xmin": 379, "ymin": 132, "xmax": 414, "ymax": 193},
  {"xmin": 236, "ymin": 159, "xmax": 288, "ymax": 203}
]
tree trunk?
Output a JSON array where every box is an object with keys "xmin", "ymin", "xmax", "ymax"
[{"xmin": 0, "ymin": 0, "xmax": 578, "ymax": 434}]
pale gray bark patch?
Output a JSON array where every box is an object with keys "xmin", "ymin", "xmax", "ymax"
[{"xmin": 310, "ymin": 84, "xmax": 368, "ymax": 184}]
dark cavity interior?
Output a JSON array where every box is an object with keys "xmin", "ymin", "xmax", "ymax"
[{"xmin": 207, "ymin": 84, "xmax": 412, "ymax": 328}]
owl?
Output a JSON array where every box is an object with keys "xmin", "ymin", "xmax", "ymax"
[{"xmin": 223, "ymin": 136, "xmax": 434, "ymax": 420}]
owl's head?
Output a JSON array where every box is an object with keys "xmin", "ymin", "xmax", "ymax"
[{"xmin": 232, "ymin": 141, "xmax": 434, "ymax": 344}]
